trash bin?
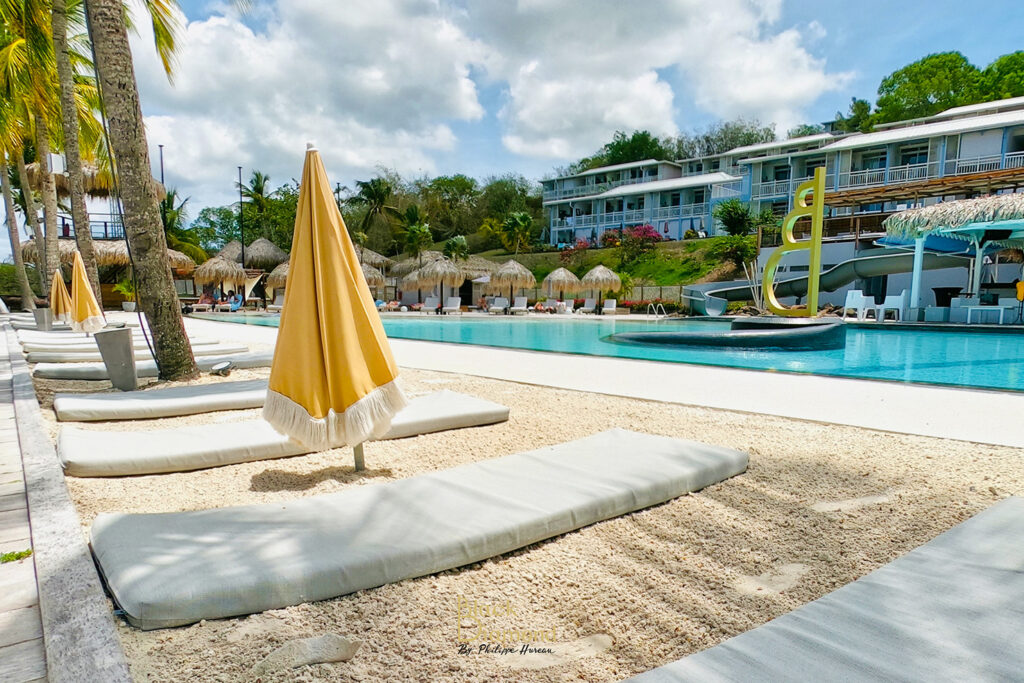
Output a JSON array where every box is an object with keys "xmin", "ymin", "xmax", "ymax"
[
  {"xmin": 94, "ymin": 327, "xmax": 138, "ymax": 391},
  {"xmin": 32, "ymin": 307, "xmax": 53, "ymax": 331}
]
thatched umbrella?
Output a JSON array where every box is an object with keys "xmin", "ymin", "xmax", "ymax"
[
  {"xmin": 361, "ymin": 263, "xmax": 385, "ymax": 288},
  {"xmin": 418, "ymin": 257, "xmax": 467, "ymax": 304},
  {"xmin": 488, "ymin": 259, "xmax": 536, "ymax": 300},
  {"xmin": 217, "ymin": 240, "xmax": 244, "ymax": 263},
  {"xmin": 357, "ymin": 247, "xmax": 393, "ymax": 269},
  {"xmin": 581, "ymin": 265, "xmax": 621, "ymax": 311},
  {"xmin": 21, "ymin": 238, "xmax": 77, "ymax": 265},
  {"xmin": 391, "ymin": 250, "xmax": 443, "ymax": 277},
  {"xmin": 193, "ymin": 255, "xmax": 245, "ymax": 289},
  {"xmin": 91, "ymin": 240, "xmax": 196, "ymax": 272},
  {"xmin": 267, "ymin": 261, "xmax": 289, "ymax": 290},
  {"xmin": 460, "ymin": 255, "xmax": 498, "ymax": 279},
  {"xmin": 245, "ymin": 237, "xmax": 287, "ymax": 269},
  {"xmin": 542, "ymin": 267, "xmax": 582, "ymax": 299},
  {"xmin": 24, "ymin": 162, "xmax": 116, "ymax": 198}
]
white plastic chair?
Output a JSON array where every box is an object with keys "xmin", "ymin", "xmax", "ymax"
[
  {"xmin": 421, "ymin": 296, "xmax": 439, "ymax": 314},
  {"xmin": 442, "ymin": 297, "xmax": 462, "ymax": 315},
  {"xmin": 509, "ymin": 297, "xmax": 529, "ymax": 314},
  {"xmin": 842, "ymin": 289, "xmax": 869, "ymax": 321},
  {"xmin": 561, "ymin": 300, "xmax": 575, "ymax": 314},
  {"xmin": 875, "ymin": 290, "xmax": 907, "ymax": 322},
  {"xmin": 601, "ymin": 299, "xmax": 617, "ymax": 315},
  {"xmin": 488, "ymin": 297, "xmax": 509, "ymax": 314},
  {"xmin": 579, "ymin": 298, "xmax": 597, "ymax": 314}
]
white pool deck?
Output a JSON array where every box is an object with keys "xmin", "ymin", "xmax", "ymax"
[{"xmin": 181, "ymin": 314, "xmax": 1024, "ymax": 449}]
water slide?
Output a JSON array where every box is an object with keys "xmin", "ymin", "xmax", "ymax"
[{"xmin": 683, "ymin": 248, "xmax": 969, "ymax": 316}]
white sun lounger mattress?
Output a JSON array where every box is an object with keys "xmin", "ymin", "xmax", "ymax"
[
  {"xmin": 25, "ymin": 343, "xmax": 247, "ymax": 363},
  {"xmin": 90, "ymin": 428, "xmax": 748, "ymax": 629},
  {"xmin": 32, "ymin": 351, "xmax": 274, "ymax": 380},
  {"xmin": 54, "ymin": 379, "xmax": 271, "ymax": 421},
  {"xmin": 20, "ymin": 337, "xmax": 219, "ymax": 352},
  {"xmin": 58, "ymin": 390, "xmax": 510, "ymax": 476},
  {"xmin": 628, "ymin": 496, "xmax": 1024, "ymax": 682}
]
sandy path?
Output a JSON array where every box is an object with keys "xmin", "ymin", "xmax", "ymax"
[{"xmin": 35, "ymin": 365, "xmax": 1024, "ymax": 682}]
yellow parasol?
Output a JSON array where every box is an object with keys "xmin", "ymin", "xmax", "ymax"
[
  {"xmin": 70, "ymin": 250, "xmax": 105, "ymax": 333},
  {"xmin": 49, "ymin": 270, "xmax": 72, "ymax": 321},
  {"xmin": 263, "ymin": 145, "xmax": 408, "ymax": 458}
]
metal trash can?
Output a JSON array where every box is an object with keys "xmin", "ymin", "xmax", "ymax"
[
  {"xmin": 32, "ymin": 307, "xmax": 53, "ymax": 331},
  {"xmin": 94, "ymin": 327, "xmax": 138, "ymax": 391}
]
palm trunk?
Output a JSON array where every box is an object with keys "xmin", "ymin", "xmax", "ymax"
[
  {"xmin": 2, "ymin": 154, "xmax": 37, "ymax": 310},
  {"xmin": 35, "ymin": 116, "xmax": 62, "ymax": 285},
  {"xmin": 52, "ymin": 0, "xmax": 102, "ymax": 300},
  {"xmin": 14, "ymin": 151, "xmax": 47, "ymax": 293},
  {"xmin": 86, "ymin": 0, "xmax": 197, "ymax": 380}
]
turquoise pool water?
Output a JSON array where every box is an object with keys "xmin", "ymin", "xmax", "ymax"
[{"xmin": 196, "ymin": 313, "xmax": 1024, "ymax": 392}]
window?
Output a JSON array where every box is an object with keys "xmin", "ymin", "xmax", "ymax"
[
  {"xmin": 709, "ymin": 159, "xmax": 721, "ymax": 171},
  {"xmin": 770, "ymin": 200, "xmax": 788, "ymax": 215},
  {"xmin": 899, "ymin": 144, "xmax": 929, "ymax": 166},
  {"xmin": 693, "ymin": 189, "xmax": 706, "ymax": 204},
  {"xmin": 773, "ymin": 165, "xmax": 791, "ymax": 181},
  {"xmin": 804, "ymin": 157, "xmax": 826, "ymax": 176},
  {"xmin": 858, "ymin": 151, "xmax": 887, "ymax": 170}
]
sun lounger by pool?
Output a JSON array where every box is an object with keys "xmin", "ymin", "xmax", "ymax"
[
  {"xmin": 25, "ymin": 343, "xmax": 248, "ymax": 364},
  {"xmin": 628, "ymin": 496, "xmax": 1024, "ymax": 682},
  {"xmin": 33, "ymin": 351, "xmax": 274, "ymax": 380},
  {"xmin": 488, "ymin": 297, "xmax": 509, "ymax": 314},
  {"xmin": 89, "ymin": 428, "xmax": 748, "ymax": 629},
  {"xmin": 601, "ymin": 298, "xmax": 618, "ymax": 315},
  {"xmin": 54, "ymin": 379, "xmax": 271, "ymax": 422},
  {"xmin": 579, "ymin": 298, "xmax": 597, "ymax": 314},
  {"xmin": 508, "ymin": 296, "xmax": 529, "ymax": 314},
  {"xmin": 58, "ymin": 390, "xmax": 510, "ymax": 476},
  {"xmin": 442, "ymin": 297, "xmax": 462, "ymax": 315},
  {"xmin": 20, "ymin": 337, "xmax": 219, "ymax": 352}
]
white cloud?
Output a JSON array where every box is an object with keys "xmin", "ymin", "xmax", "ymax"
[{"xmin": 124, "ymin": 0, "xmax": 850, "ymax": 212}]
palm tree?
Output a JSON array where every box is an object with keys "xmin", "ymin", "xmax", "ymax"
[
  {"xmin": 403, "ymin": 221, "xmax": 432, "ymax": 304},
  {"xmin": 83, "ymin": 0, "xmax": 197, "ymax": 380},
  {"xmin": 1, "ymin": 152, "xmax": 36, "ymax": 308},
  {"xmin": 443, "ymin": 234, "xmax": 468, "ymax": 262},
  {"xmin": 348, "ymin": 176, "xmax": 398, "ymax": 240},
  {"xmin": 238, "ymin": 169, "xmax": 271, "ymax": 239},
  {"xmin": 501, "ymin": 211, "xmax": 534, "ymax": 256},
  {"xmin": 51, "ymin": 0, "xmax": 103, "ymax": 298}
]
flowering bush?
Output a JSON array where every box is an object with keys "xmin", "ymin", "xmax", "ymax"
[
  {"xmin": 601, "ymin": 231, "xmax": 621, "ymax": 248},
  {"xmin": 559, "ymin": 238, "xmax": 590, "ymax": 267},
  {"xmin": 618, "ymin": 224, "xmax": 661, "ymax": 266},
  {"xmin": 625, "ymin": 224, "xmax": 662, "ymax": 242}
]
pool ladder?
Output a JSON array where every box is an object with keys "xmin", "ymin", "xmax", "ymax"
[{"xmin": 646, "ymin": 302, "xmax": 668, "ymax": 319}]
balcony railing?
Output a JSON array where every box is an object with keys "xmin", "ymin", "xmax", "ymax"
[
  {"xmin": 542, "ymin": 173, "xmax": 664, "ymax": 202},
  {"xmin": 551, "ymin": 204, "xmax": 707, "ymax": 230},
  {"xmin": 58, "ymin": 214, "xmax": 125, "ymax": 240}
]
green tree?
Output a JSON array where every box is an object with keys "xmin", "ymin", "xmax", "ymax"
[
  {"xmin": 499, "ymin": 211, "xmax": 534, "ymax": 256},
  {"xmin": 477, "ymin": 174, "xmax": 533, "ymax": 220},
  {"xmin": 834, "ymin": 97, "xmax": 874, "ymax": 133},
  {"xmin": 443, "ymin": 234, "xmax": 469, "ymax": 262},
  {"xmin": 420, "ymin": 174, "xmax": 478, "ymax": 240},
  {"xmin": 874, "ymin": 52, "xmax": 981, "ymax": 123},
  {"xmin": 787, "ymin": 123, "xmax": 825, "ymax": 138},
  {"xmin": 569, "ymin": 130, "xmax": 673, "ymax": 173},
  {"xmin": 981, "ymin": 51, "xmax": 1024, "ymax": 100},
  {"xmin": 712, "ymin": 199, "xmax": 754, "ymax": 236},
  {"xmin": 188, "ymin": 206, "xmax": 238, "ymax": 252},
  {"xmin": 672, "ymin": 119, "xmax": 776, "ymax": 158},
  {"xmin": 238, "ymin": 170, "xmax": 272, "ymax": 239},
  {"xmin": 347, "ymin": 177, "xmax": 398, "ymax": 252},
  {"xmin": 707, "ymin": 235, "xmax": 757, "ymax": 268}
]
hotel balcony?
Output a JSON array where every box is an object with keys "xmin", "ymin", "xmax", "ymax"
[
  {"xmin": 550, "ymin": 203, "xmax": 708, "ymax": 231},
  {"xmin": 542, "ymin": 175, "xmax": 664, "ymax": 203},
  {"xmin": 750, "ymin": 151, "xmax": 1024, "ymax": 200}
]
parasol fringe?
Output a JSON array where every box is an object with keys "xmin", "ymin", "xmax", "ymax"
[
  {"xmin": 71, "ymin": 315, "xmax": 105, "ymax": 334},
  {"xmin": 263, "ymin": 379, "xmax": 409, "ymax": 451}
]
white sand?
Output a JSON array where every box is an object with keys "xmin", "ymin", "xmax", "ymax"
[{"xmin": 32, "ymin": 361, "xmax": 1024, "ymax": 682}]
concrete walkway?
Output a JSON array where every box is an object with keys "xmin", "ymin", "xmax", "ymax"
[
  {"xmin": 0, "ymin": 330, "xmax": 45, "ymax": 682},
  {"xmin": 182, "ymin": 314, "xmax": 1024, "ymax": 448}
]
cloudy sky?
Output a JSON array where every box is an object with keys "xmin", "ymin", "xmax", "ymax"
[{"xmin": 3, "ymin": 0, "xmax": 1023, "ymax": 259}]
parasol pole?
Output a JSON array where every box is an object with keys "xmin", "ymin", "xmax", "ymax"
[{"xmin": 353, "ymin": 442, "xmax": 365, "ymax": 471}]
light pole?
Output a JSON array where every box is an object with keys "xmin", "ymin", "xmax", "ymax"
[{"xmin": 238, "ymin": 166, "xmax": 245, "ymax": 268}]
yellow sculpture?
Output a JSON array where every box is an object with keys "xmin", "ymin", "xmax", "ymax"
[{"xmin": 762, "ymin": 166, "xmax": 826, "ymax": 316}]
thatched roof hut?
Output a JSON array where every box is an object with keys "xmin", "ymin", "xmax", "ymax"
[
  {"xmin": 416, "ymin": 258, "xmax": 465, "ymax": 288},
  {"xmin": 358, "ymin": 247, "xmax": 393, "ymax": 269},
  {"xmin": 581, "ymin": 265, "xmax": 622, "ymax": 292},
  {"xmin": 21, "ymin": 239, "xmax": 76, "ymax": 265},
  {"xmin": 487, "ymin": 259, "xmax": 535, "ymax": 295},
  {"xmin": 460, "ymin": 255, "xmax": 498, "ymax": 278},
  {"xmin": 391, "ymin": 250, "xmax": 443, "ymax": 277},
  {"xmin": 266, "ymin": 261, "xmax": 289, "ymax": 289},
  {"xmin": 244, "ymin": 237, "xmax": 288, "ymax": 269},
  {"xmin": 193, "ymin": 256, "xmax": 245, "ymax": 286},
  {"xmin": 884, "ymin": 193, "xmax": 1024, "ymax": 239},
  {"xmin": 542, "ymin": 267, "xmax": 582, "ymax": 295},
  {"xmin": 217, "ymin": 240, "xmax": 243, "ymax": 263},
  {"xmin": 91, "ymin": 241, "xmax": 195, "ymax": 272},
  {"xmin": 361, "ymin": 263, "xmax": 385, "ymax": 288}
]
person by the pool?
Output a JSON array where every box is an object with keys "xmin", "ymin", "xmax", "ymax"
[{"xmin": 227, "ymin": 290, "xmax": 244, "ymax": 312}]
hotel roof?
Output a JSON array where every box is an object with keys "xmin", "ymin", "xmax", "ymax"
[
  {"xmin": 595, "ymin": 172, "xmax": 740, "ymax": 199},
  {"xmin": 724, "ymin": 132, "xmax": 835, "ymax": 157},
  {"xmin": 551, "ymin": 159, "xmax": 679, "ymax": 180},
  {"xmin": 820, "ymin": 108, "xmax": 1024, "ymax": 152},
  {"xmin": 930, "ymin": 96, "xmax": 1024, "ymax": 120}
]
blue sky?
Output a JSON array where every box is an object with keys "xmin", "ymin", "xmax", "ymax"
[{"xmin": 3, "ymin": 0, "xmax": 1023, "ymax": 260}]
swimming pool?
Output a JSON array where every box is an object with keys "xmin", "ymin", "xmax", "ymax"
[{"xmin": 195, "ymin": 313, "xmax": 1024, "ymax": 393}]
